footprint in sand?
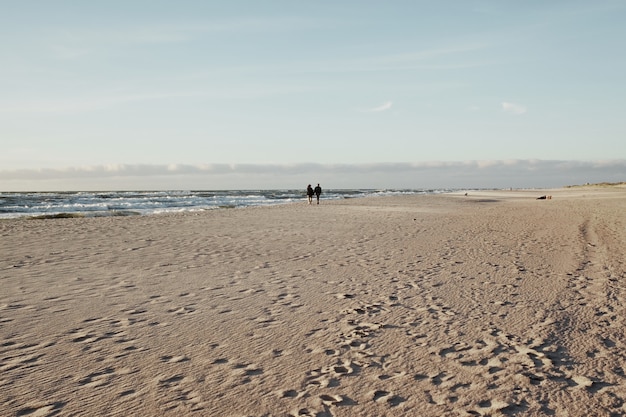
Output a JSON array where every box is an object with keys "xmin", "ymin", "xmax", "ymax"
[
  {"xmin": 334, "ymin": 293, "xmax": 357, "ymax": 300},
  {"xmin": 230, "ymin": 363, "xmax": 264, "ymax": 384},
  {"xmin": 305, "ymin": 359, "xmax": 364, "ymax": 388},
  {"xmin": 68, "ymin": 329, "xmax": 99, "ymax": 344},
  {"xmin": 157, "ymin": 374, "xmax": 186, "ymax": 387},
  {"xmin": 154, "ymin": 373, "xmax": 206, "ymax": 411},
  {"xmin": 343, "ymin": 303, "xmax": 388, "ymax": 316},
  {"xmin": 167, "ymin": 305, "xmax": 196, "ymax": 315},
  {"xmin": 372, "ymin": 390, "xmax": 406, "ymax": 407},
  {"xmin": 15, "ymin": 402, "xmax": 66, "ymax": 417},
  {"xmin": 161, "ymin": 355, "xmax": 190, "ymax": 363},
  {"xmin": 378, "ymin": 371, "xmax": 407, "ymax": 381},
  {"xmin": 280, "ymin": 389, "xmax": 301, "ymax": 399},
  {"xmin": 319, "ymin": 394, "xmax": 344, "ymax": 406},
  {"xmin": 78, "ymin": 367, "xmax": 116, "ymax": 388}
]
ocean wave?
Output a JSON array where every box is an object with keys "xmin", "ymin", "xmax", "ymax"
[{"xmin": 0, "ymin": 189, "xmax": 457, "ymax": 219}]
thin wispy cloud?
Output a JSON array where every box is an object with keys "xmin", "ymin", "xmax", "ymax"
[
  {"xmin": 49, "ymin": 44, "xmax": 91, "ymax": 60},
  {"xmin": 45, "ymin": 17, "xmax": 330, "ymax": 50},
  {"xmin": 0, "ymin": 92, "xmax": 206, "ymax": 115},
  {"xmin": 308, "ymin": 42, "xmax": 494, "ymax": 74},
  {"xmin": 0, "ymin": 83, "xmax": 315, "ymax": 115},
  {"xmin": 363, "ymin": 101, "xmax": 393, "ymax": 112},
  {"xmin": 501, "ymin": 101, "xmax": 527, "ymax": 115},
  {"xmin": 379, "ymin": 42, "xmax": 490, "ymax": 64}
]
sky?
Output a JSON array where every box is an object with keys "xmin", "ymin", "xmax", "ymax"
[{"xmin": 1, "ymin": 0, "xmax": 625, "ymax": 191}]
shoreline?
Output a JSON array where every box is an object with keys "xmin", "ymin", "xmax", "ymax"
[
  {"xmin": 4, "ymin": 184, "xmax": 624, "ymax": 221},
  {"xmin": 2, "ymin": 188, "xmax": 625, "ymax": 416}
]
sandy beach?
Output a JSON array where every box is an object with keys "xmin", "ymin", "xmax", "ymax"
[{"xmin": 1, "ymin": 187, "xmax": 625, "ymax": 417}]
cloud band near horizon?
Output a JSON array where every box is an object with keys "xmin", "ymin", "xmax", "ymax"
[{"xmin": 1, "ymin": 160, "xmax": 624, "ymax": 191}]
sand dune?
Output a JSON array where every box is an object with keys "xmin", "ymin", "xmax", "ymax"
[{"xmin": 1, "ymin": 188, "xmax": 625, "ymax": 416}]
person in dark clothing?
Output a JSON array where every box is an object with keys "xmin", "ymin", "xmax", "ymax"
[
  {"xmin": 306, "ymin": 184, "xmax": 314, "ymax": 204},
  {"xmin": 314, "ymin": 184, "xmax": 322, "ymax": 204}
]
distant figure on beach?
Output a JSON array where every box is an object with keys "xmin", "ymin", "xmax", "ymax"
[
  {"xmin": 306, "ymin": 184, "xmax": 314, "ymax": 204},
  {"xmin": 314, "ymin": 184, "xmax": 322, "ymax": 204}
]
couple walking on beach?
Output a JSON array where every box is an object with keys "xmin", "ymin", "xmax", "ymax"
[{"xmin": 307, "ymin": 184, "xmax": 322, "ymax": 204}]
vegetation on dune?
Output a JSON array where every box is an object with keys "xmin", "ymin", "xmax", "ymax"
[{"xmin": 565, "ymin": 182, "xmax": 626, "ymax": 188}]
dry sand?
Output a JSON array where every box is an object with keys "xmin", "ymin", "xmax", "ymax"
[{"xmin": 1, "ymin": 188, "xmax": 625, "ymax": 416}]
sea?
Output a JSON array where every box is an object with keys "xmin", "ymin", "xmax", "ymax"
[{"xmin": 0, "ymin": 189, "xmax": 455, "ymax": 220}]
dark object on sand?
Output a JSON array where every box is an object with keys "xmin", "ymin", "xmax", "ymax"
[{"xmin": 536, "ymin": 195, "xmax": 552, "ymax": 200}]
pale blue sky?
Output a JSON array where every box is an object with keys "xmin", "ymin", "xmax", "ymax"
[{"xmin": 1, "ymin": 1, "xmax": 625, "ymax": 190}]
